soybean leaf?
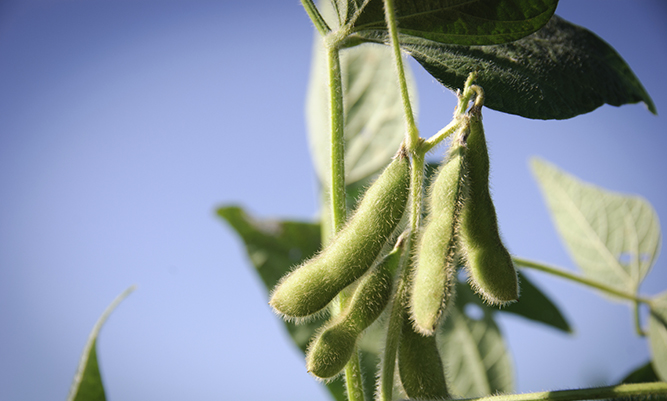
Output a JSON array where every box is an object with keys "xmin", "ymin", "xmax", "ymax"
[
  {"xmin": 307, "ymin": 39, "xmax": 416, "ymax": 186},
  {"xmin": 400, "ymin": 15, "xmax": 656, "ymax": 120},
  {"xmin": 620, "ymin": 361, "xmax": 660, "ymax": 384},
  {"xmin": 500, "ymin": 271, "xmax": 571, "ymax": 333},
  {"xmin": 67, "ymin": 286, "xmax": 135, "ymax": 401},
  {"xmin": 217, "ymin": 206, "xmax": 347, "ymax": 401},
  {"xmin": 531, "ymin": 158, "xmax": 661, "ymax": 295},
  {"xmin": 439, "ymin": 282, "xmax": 514, "ymax": 397},
  {"xmin": 348, "ymin": 0, "xmax": 557, "ymax": 46},
  {"xmin": 649, "ymin": 292, "xmax": 667, "ymax": 382}
]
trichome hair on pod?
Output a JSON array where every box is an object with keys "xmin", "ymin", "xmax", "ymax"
[
  {"xmin": 306, "ymin": 239, "xmax": 405, "ymax": 380},
  {"xmin": 410, "ymin": 125, "xmax": 469, "ymax": 335},
  {"xmin": 458, "ymin": 105, "xmax": 519, "ymax": 306},
  {"xmin": 398, "ymin": 309, "xmax": 450, "ymax": 400},
  {"xmin": 269, "ymin": 149, "xmax": 410, "ymax": 321}
]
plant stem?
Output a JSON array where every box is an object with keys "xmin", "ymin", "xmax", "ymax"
[
  {"xmin": 458, "ymin": 382, "xmax": 667, "ymax": 401},
  {"xmin": 325, "ymin": 43, "xmax": 348, "ymax": 233},
  {"xmin": 634, "ymin": 300, "xmax": 647, "ymax": 336},
  {"xmin": 300, "ymin": 0, "xmax": 331, "ymax": 36},
  {"xmin": 422, "ymin": 118, "xmax": 461, "ymax": 154},
  {"xmin": 382, "ymin": 0, "xmax": 419, "ymax": 151},
  {"xmin": 344, "ymin": 350, "xmax": 365, "ymax": 401},
  {"xmin": 513, "ymin": 257, "xmax": 651, "ymax": 304}
]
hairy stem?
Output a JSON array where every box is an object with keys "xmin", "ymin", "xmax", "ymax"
[
  {"xmin": 513, "ymin": 257, "xmax": 651, "ymax": 304},
  {"xmin": 325, "ymin": 43, "xmax": 347, "ymax": 233},
  {"xmin": 383, "ymin": 0, "xmax": 419, "ymax": 151},
  {"xmin": 459, "ymin": 382, "xmax": 667, "ymax": 401},
  {"xmin": 300, "ymin": 0, "xmax": 331, "ymax": 35}
]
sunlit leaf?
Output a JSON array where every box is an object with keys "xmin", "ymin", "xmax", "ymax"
[
  {"xmin": 217, "ymin": 206, "xmax": 347, "ymax": 400},
  {"xmin": 348, "ymin": 0, "xmax": 557, "ymax": 46},
  {"xmin": 307, "ymin": 38, "xmax": 416, "ymax": 186},
  {"xmin": 67, "ymin": 286, "xmax": 135, "ymax": 401},
  {"xmin": 531, "ymin": 158, "xmax": 661, "ymax": 295},
  {"xmin": 439, "ymin": 282, "xmax": 514, "ymax": 397},
  {"xmin": 400, "ymin": 15, "xmax": 656, "ymax": 120},
  {"xmin": 648, "ymin": 292, "xmax": 667, "ymax": 382}
]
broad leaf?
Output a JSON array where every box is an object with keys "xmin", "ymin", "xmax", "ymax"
[
  {"xmin": 648, "ymin": 292, "xmax": 667, "ymax": 382},
  {"xmin": 500, "ymin": 271, "xmax": 571, "ymax": 333},
  {"xmin": 217, "ymin": 206, "xmax": 347, "ymax": 401},
  {"xmin": 400, "ymin": 15, "xmax": 656, "ymax": 120},
  {"xmin": 620, "ymin": 361, "xmax": 660, "ymax": 384},
  {"xmin": 348, "ymin": 0, "xmax": 557, "ymax": 46},
  {"xmin": 531, "ymin": 158, "xmax": 661, "ymax": 295},
  {"xmin": 67, "ymin": 286, "xmax": 135, "ymax": 401},
  {"xmin": 307, "ymin": 40, "xmax": 416, "ymax": 186},
  {"xmin": 439, "ymin": 281, "xmax": 514, "ymax": 397}
]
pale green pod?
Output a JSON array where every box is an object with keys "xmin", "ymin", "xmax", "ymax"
[
  {"xmin": 398, "ymin": 310, "xmax": 449, "ymax": 400},
  {"xmin": 459, "ymin": 109, "xmax": 518, "ymax": 305},
  {"xmin": 410, "ymin": 131, "xmax": 467, "ymax": 335},
  {"xmin": 306, "ymin": 241, "xmax": 404, "ymax": 379},
  {"xmin": 270, "ymin": 153, "xmax": 410, "ymax": 319}
]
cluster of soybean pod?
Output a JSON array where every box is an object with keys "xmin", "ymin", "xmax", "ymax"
[{"xmin": 270, "ymin": 76, "xmax": 519, "ymax": 400}]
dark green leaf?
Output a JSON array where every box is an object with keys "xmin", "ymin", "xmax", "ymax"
[
  {"xmin": 67, "ymin": 286, "xmax": 135, "ymax": 401},
  {"xmin": 620, "ymin": 361, "xmax": 660, "ymax": 384},
  {"xmin": 348, "ymin": 0, "xmax": 558, "ymax": 46},
  {"xmin": 501, "ymin": 271, "xmax": 571, "ymax": 333},
  {"xmin": 217, "ymin": 206, "xmax": 348, "ymax": 400},
  {"xmin": 649, "ymin": 292, "xmax": 667, "ymax": 382},
  {"xmin": 400, "ymin": 15, "xmax": 656, "ymax": 119},
  {"xmin": 531, "ymin": 158, "xmax": 661, "ymax": 295}
]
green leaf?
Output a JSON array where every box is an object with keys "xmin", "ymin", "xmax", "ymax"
[
  {"xmin": 67, "ymin": 286, "xmax": 135, "ymax": 401},
  {"xmin": 620, "ymin": 361, "xmax": 660, "ymax": 384},
  {"xmin": 307, "ymin": 37, "xmax": 416, "ymax": 186},
  {"xmin": 531, "ymin": 158, "xmax": 661, "ymax": 295},
  {"xmin": 649, "ymin": 292, "xmax": 667, "ymax": 382},
  {"xmin": 501, "ymin": 271, "xmax": 571, "ymax": 333},
  {"xmin": 439, "ymin": 282, "xmax": 514, "ymax": 397},
  {"xmin": 217, "ymin": 206, "xmax": 347, "ymax": 401},
  {"xmin": 348, "ymin": 0, "xmax": 558, "ymax": 46},
  {"xmin": 400, "ymin": 15, "xmax": 656, "ymax": 120}
]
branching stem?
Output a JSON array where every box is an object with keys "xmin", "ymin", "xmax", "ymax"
[
  {"xmin": 458, "ymin": 382, "xmax": 667, "ymax": 401},
  {"xmin": 513, "ymin": 257, "xmax": 651, "ymax": 305},
  {"xmin": 300, "ymin": 0, "xmax": 331, "ymax": 35}
]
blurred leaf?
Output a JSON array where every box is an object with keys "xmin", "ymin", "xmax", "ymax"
[
  {"xmin": 307, "ymin": 39, "xmax": 416, "ymax": 186},
  {"xmin": 67, "ymin": 286, "xmax": 135, "ymax": 401},
  {"xmin": 500, "ymin": 271, "xmax": 571, "ymax": 333},
  {"xmin": 439, "ymin": 282, "xmax": 514, "ymax": 397},
  {"xmin": 620, "ymin": 361, "xmax": 660, "ymax": 384},
  {"xmin": 348, "ymin": 0, "xmax": 557, "ymax": 46},
  {"xmin": 531, "ymin": 158, "xmax": 661, "ymax": 295},
  {"xmin": 217, "ymin": 206, "xmax": 347, "ymax": 400},
  {"xmin": 649, "ymin": 292, "xmax": 667, "ymax": 382},
  {"xmin": 400, "ymin": 15, "xmax": 656, "ymax": 119}
]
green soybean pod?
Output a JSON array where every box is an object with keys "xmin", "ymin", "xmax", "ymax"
[
  {"xmin": 398, "ymin": 310, "xmax": 449, "ymax": 400},
  {"xmin": 270, "ymin": 151, "xmax": 410, "ymax": 319},
  {"xmin": 459, "ymin": 108, "xmax": 518, "ymax": 305},
  {"xmin": 410, "ymin": 130, "xmax": 467, "ymax": 335},
  {"xmin": 306, "ymin": 240, "xmax": 404, "ymax": 379}
]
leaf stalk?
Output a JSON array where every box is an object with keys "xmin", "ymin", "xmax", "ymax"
[{"xmin": 457, "ymin": 382, "xmax": 667, "ymax": 401}]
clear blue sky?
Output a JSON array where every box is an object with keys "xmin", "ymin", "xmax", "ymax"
[{"xmin": 1, "ymin": 1, "xmax": 666, "ymax": 400}]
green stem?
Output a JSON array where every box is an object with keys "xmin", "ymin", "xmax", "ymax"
[
  {"xmin": 325, "ymin": 43, "xmax": 347, "ymax": 233},
  {"xmin": 300, "ymin": 0, "xmax": 331, "ymax": 36},
  {"xmin": 378, "ymin": 243, "xmax": 411, "ymax": 401},
  {"xmin": 422, "ymin": 118, "xmax": 461, "ymax": 154},
  {"xmin": 382, "ymin": 0, "xmax": 419, "ymax": 151},
  {"xmin": 344, "ymin": 351, "xmax": 366, "ymax": 401},
  {"xmin": 513, "ymin": 257, "xmax": 651, "ymax": 304},
  {"xmin": 459, "ymin": 382, "xmax": 667, "ymax": 401},
  {"xmin": 634, "ymin": 300, "xmax": 647, "ymax": 337}
]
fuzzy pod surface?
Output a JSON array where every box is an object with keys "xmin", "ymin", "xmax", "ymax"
[
  {"xmin": 270, "ymin": 153, "xmax": 410, "ymax": 318},
  {"xmin": 398, "ymin": 311, "xmax": 449, "ymax": 400},
  {"xmin": 459, "ymin": 110, "xmax": 518, "ymax": 305},
  {"xmin": 410, "ymin": 132, "xmax": 467, "ymax": 335},
  {"xmin": 306, "ymin": 242, "xmax": 403, "ymax": 379}
]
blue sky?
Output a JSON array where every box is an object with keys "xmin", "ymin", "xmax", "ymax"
[{"xmin": 1, "ymin": 1, "xmax": 666, "ymax": 400}]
